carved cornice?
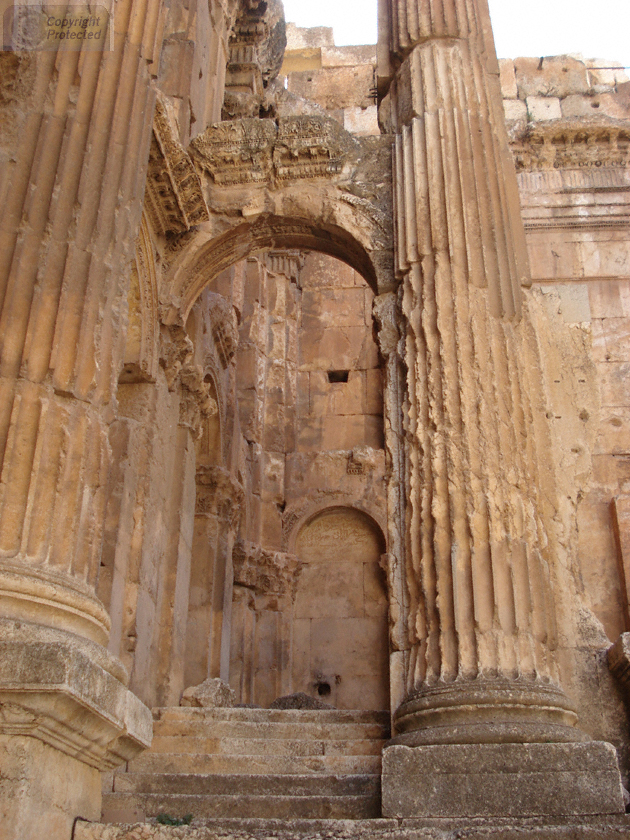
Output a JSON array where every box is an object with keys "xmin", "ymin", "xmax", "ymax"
[
  {"xmin": 510, "ymin": 119, "xmax": 630, "ymax": 172},
  {"xmin": 190, "ymin": 117, "xmax": 354, "ymax": 187},
  {"xmin": 144, "ymin": 98, "xmax": 209, "ymax": 236},
  {"xmin": 233, "ymin": 539, "xmax": 301, "ymax": 598},
  {"xmin": 0, "ymin": 620, "xmax": 152, "ymax": 771},
  {"xmin": 265, "ymin": 249, "xmax": 304, "ymax": 283}
]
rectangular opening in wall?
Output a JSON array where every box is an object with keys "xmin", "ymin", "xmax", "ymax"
[{"xmin": 328, "ymin": 370, "xmax": 349, "ymax": 383}]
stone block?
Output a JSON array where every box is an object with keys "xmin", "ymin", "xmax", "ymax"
[
  {"xmin": 515, "ymin": 56, "xmax": 590, "ymax": 99},
  {"xmin": 366, "ymin": 368, "xmax": 384, "ymax": 415},
  {"xmin": 381, "ymin": 742, "xmax": 625, "ymax": 818},
  {"xmin": 503, "ymin": 99, "xmax": 528, "ymax": 121},
  {"xmin": 561, "ymin": 94, "xmax": 605, "ymax": 118},
  {"xmin": 302, "ymin": 287, "xmax": 369, "ymax": 328},
  {"xmin": 587, "ymin": 59, "xmax": 629, "ymax": 93},
  {"xmin": 344, "ymin": 106, "xmax": 379, "ymax": 136},
  {"xmin": 287, "ymin": 65, "xmax": 375, "ymax": 111},
  {"xmin": 321, "ymin": 45, "xmax": 376, "ymax": 68},
  {"xmin": 321, "ymin": 414, "xmax": 369, "ymax": 449},
  {"xmin": 499, "ymin": 59, "xmax": 518, "ymax": 99},
  {"xmin": 589, "ymin": 280, "xmax": 626, "ymax": 319},
  {"xmin": 294, "ymin": 560, "xmax": 365, "ymax": 619},
  {"xmin": 526, "ymin": 96, "xmax": 562, "ymax": 121},
  {"xmin": 300, "ymin": 252, "xmax": 358, "ymax": 288}
]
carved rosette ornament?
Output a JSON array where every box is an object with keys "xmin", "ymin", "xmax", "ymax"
[{"xmin": 381, "ymin": 0, "xmax": 583, "ymax": 746}]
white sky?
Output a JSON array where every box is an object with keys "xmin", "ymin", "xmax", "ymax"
[{"xmin": 282, "ymin": 0, "xmax": 630, "ymax": 69}]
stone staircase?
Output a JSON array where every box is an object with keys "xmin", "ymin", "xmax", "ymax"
[{"xmin": 101, "ymin": 707, "xmax": 390, "ymax": 825}]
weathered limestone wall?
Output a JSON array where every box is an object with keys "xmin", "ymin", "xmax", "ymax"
[
  {"xmin": 500, "ymin": 58, "xmax": 630, "ymax": 772},
  {"xmin": 224, "ymin": 251, "xmax": 387, "ymax": 709},
  {"xmin": 280, "ymin": 24, "xmax": 379, "ymax": 135}
]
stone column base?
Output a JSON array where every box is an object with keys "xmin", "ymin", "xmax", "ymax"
[
  {"xmin": 0, "ymin": 619, "xmax": 153, "ymax": 839},
  {"xmin": 381, "ymin": 742, "xmax": 626, "ymax": 819}
]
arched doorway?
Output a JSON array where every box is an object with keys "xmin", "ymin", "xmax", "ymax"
[{"xmin": 292, "ymin": 507, "xmax": 389, "ymax": 710}]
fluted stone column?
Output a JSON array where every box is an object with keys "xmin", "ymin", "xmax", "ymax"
[
  {"xmin": 0, "ymin": 2, "xmax": 169, "ymax": 834},
  {"xmin": 378, "ymin": 0, "xmax": 625, "ymax": 818}
]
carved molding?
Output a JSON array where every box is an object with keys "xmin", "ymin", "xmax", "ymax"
[
  {"xmin": 144, "ymin": 97, "xmax": 209, "ymax": 236},
  {"xmin": 511, "ymin": 119, "xmax": 630, "ymax": 172},
  {"xmin": 233, "ymin": 539, "xmax": 301, "ymax": 598},
  {"xmin": 190, "ymin": 117, "xmax": 352, "ymax": 187},
  {"xmin": 265, "ymin": 249, "xmax": 304, "ymax": 283},
  {"xmin": 124, "ymin": 213, "xmax": 160, "ymax": 382},
  {"xmin": 0, "ymin": 620, "xmax": 152, "ymax": 771},
  {"xmin": 222, "ymin": 0, "xmax": 286, "ymax": 119}
]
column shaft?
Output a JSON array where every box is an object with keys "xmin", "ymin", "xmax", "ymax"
[{"xmin": 381, "ymin": 0, "xmax": 580, "ymax": 744}]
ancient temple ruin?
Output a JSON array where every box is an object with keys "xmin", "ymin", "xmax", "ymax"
[{"xmin": 1, "ymin": 1, "xmax": 630, "ymax": 837}]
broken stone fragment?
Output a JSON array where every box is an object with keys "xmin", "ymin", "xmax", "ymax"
[
  {"xmin": 269, "ymin": 691, "xmax": 335, "ymax": 710},
  {"xmin": 180, "ymin": 678, "xmax": 236, "ymax": 708}
]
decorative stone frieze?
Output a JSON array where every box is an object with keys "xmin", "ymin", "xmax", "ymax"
[
  {"xmin": 190, "ymin": 116, "xmax": 354, "ymax": 186},
  {"xmin": 511, "ymin": 120, "xmax": 630, "ymax": 172},
  {"xmin": 222, "ymin": 0, "xmax": 286, "ymax": 119}
]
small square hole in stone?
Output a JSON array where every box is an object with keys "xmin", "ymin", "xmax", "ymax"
[{"xmin": 328, "ymin": 370, "xmax": 349, "ymax": 383}]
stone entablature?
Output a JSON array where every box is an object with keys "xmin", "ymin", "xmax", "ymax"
[{"xmin": 190, "ymin": 116, "xmax": 355, "ymax": 186}]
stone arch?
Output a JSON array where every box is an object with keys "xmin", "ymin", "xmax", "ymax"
[
  {"xmin": 163, "ymin": 213, "xmax": 388, "ymax": 324},
  {"xmin": 283, "ymin": 493, "xmax": 387, "ymax": 554},
  {"xmin": 291, "ymin": 505, "xmax": 390, "ymax": 711},
  {"xmin": 159, "ymin": 115, "xmax": 394, "ymax": 322}
]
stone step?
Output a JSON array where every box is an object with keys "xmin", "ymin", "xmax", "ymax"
[
  {"xmin": 113, "ymin": 773, "xmax": 380, "ymax": 798},
  {"xmin": 148, "ymin": 735, "xmax": 384, "ymax": 757},
  {"xmin": 76, "ymin": 816, "xmax": 630, "ymax": 840},
  {"xmin": 153, "ymin": 708, "xmax": 390, "ymax": 727},
  {"xmin": 128, "ymin": 751, "xmax": 382, "ymax": 776},
  {"xmin": 152, "ymin": 718, "xmax": 389, "ymax": 742},
  {"xmin": 102, "ymin": 791, "xmax": 381, "ymax": 821}
]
